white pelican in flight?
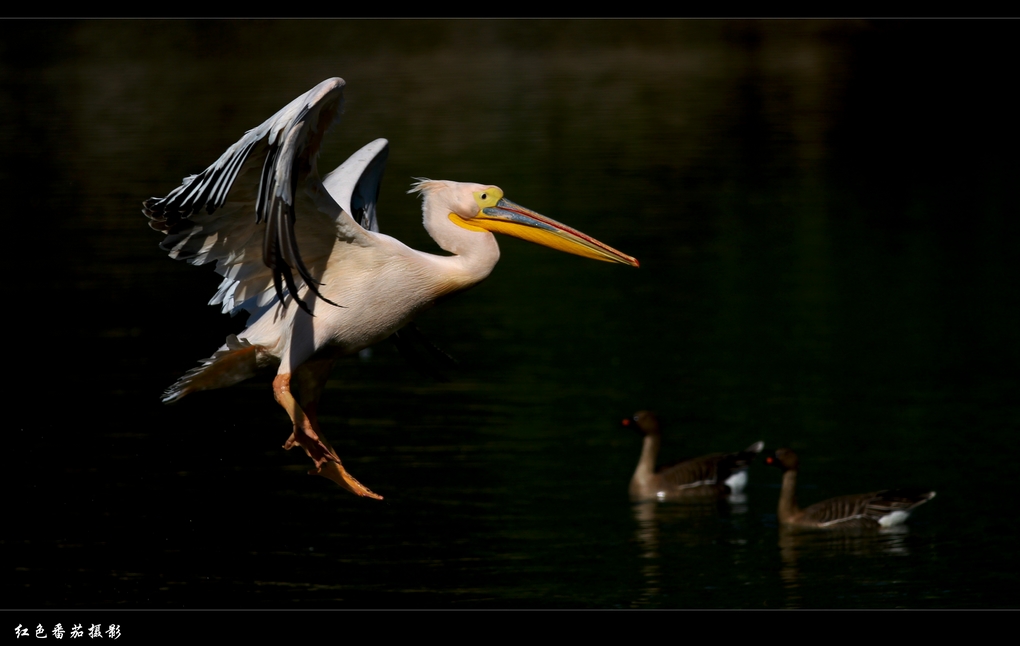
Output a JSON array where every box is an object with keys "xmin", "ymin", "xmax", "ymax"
[{"xmin": 144, "ymin": 78, "xmax": 638, "ymax": 500}]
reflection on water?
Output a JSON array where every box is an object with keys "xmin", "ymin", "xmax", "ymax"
[
  {"xmin": 631, "ymin": 496, "xmax": 754, "ymax": 608},
  {"xmin": 633, "ymin": 498, "xmax": 731, "ymax": 557},
  {"xmin": 777, "ymin": 524, "xmax": 913, "ymax": 609},
  {"xmin": 632, "ymin": 501, "xmax": 663, "ymax": 607}
]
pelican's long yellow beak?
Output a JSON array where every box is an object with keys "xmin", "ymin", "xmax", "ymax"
[{"xmin": 452, "ymin": 189, "xmax": 639, "ymax": 267}]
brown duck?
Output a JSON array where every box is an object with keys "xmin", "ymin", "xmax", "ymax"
[
  {"xmin": 623, "ymin": 411, "xmax": 764, "ymax": 501},
  {"xmin": 766, "ymin": 448, "xmax": 936, "ymax": 529}
]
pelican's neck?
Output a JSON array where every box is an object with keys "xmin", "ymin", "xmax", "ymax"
[
  {"xmin": 421, "ymin": 199, "xmax": 501, "ymax": 293},
  {"xmin": 778, "ymin": 469, "xmax": 801, "ymax": 523}
]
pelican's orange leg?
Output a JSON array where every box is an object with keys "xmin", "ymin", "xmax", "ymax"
[
  {"xmin": 273, "ymin": 359, "xmax": 382, "ymax": 500},
  {"xmin": 274, "ymin": 372, "xmax": 338, "ymax": 469}
]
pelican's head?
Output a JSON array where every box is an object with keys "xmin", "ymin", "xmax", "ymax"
[{"xmin": 411, "ymin": 179, "xmax": 639, "ymax": 267}]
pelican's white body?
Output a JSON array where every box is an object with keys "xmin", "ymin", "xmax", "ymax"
[
  {"xmin": 237, "ymin": 185, "xmax": 501, "ymax": 374},
  {"xmin": 145, "ymin": 78, "xmax": 638, "ymax": 496}
]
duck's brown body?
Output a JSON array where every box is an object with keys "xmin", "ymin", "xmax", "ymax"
[
  {"xmin": 624, "ymin": 411, "xmax": 763, "ymax": 501},
  {"xmin": 768, "ymin": 448, "xmax": 935, "ymax": 529}
]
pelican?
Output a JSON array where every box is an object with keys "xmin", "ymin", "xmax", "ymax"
[{"xmin": 144, "ymin": 78, "xmax": 638, "ymax": 500}]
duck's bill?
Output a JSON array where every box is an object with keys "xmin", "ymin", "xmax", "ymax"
[{"xmin": 471, "ymin": 198, "xmax": 639, "ymax": 267}]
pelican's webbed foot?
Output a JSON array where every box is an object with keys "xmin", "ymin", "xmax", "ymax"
[
  {"xmin": 283, "ymin": 427, "xmax": 341, "ymax": 469},
  {"xmin": 283, "ymin": 429, "xmax": 383, "ymax": 499},
  {"xmin": 274, "ymin": 371, "xmax": 384, "ymax": 500},
  {"xmin": 310, "ymin": 460, "xmax": 383, "ymax": 500}
]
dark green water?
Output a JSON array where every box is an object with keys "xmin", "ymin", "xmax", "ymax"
[{"xmin": 3, "ymin": 20, "xmax": 1018, "ymax": 610}]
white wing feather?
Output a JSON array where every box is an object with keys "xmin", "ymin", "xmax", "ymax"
[{"xmin": 144, "ymin": 77, "xmax": 377, "ymax": 317}]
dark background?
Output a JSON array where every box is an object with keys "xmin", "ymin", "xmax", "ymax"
[{"xmin": 3, "ymin": 20, "xmax": 1018, "ymax": 610}]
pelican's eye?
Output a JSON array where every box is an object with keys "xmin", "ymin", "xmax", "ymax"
[{"xmin": 473, "ymin": 187, "xmax": 504, "ymax": 211}]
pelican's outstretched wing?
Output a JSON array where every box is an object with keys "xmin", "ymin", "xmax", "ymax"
[
  {"xmin": 143, "ymin": 77, "xmax": 372, "ymax": 316},
  {"xmin": 323, "ymin": 138, "xmax": 389, "ymax": 234}
]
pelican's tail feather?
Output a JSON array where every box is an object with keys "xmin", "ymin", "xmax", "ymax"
[{"xmin": 162, "ymin": 334, "xmax": 262, "ymax": 403}]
